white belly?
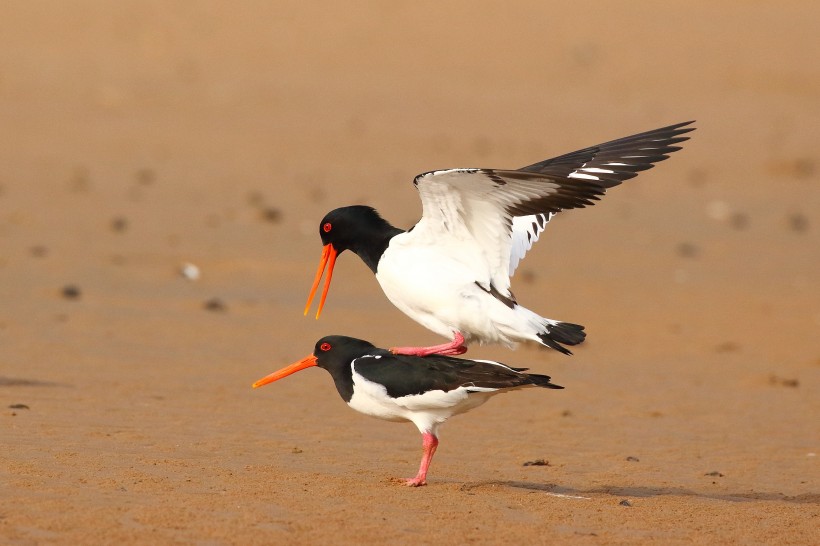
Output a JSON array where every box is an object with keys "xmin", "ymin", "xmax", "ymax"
[
  {"xmin": 375, "ymin": 233, "xmax": 526, "ymax": 345},
  {"xmin": 348, "ymin": 370, "xmax": 497, "ymax": 434}
]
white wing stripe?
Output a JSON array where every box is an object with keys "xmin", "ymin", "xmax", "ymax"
[
  {"xmin": 510, "ymin": 213, "xmax": 553, "ymax": 275},
  {"xmin": 567, "ymin": 172, "xmax": 600, "ymax": 180},
  {"xmin": 579, "ymin": 167, "xmax": 616, "ymax": 174}
]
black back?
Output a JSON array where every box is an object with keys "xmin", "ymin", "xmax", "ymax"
[{"xmin": 354, "ymin": 353, "xmax": 562, "ymax": 399}]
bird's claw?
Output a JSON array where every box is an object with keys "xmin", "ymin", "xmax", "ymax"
[{"xmin": 387, "ymin": 476, "xmax": 427, "ymax": 487}]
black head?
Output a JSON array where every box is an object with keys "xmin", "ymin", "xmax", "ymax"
[
  {"xmin": 318, "ymin": 205, "xmax": 399, "ymax": 254},
  {"xmin": 304, "ymin": 206, "xmax": 405, "ymax": 318},
  {"xmin": 252, "ymin": 335, "xmax": 381, "ymax": 403},
  {"xmin": 311, "ymin": 335, "xmax": 378, "ymax": 371},
  {"xmin": 312, "ymin": 335, "xmax": 388, "ymax": 402}
]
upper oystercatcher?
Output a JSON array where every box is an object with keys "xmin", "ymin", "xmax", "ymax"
[
  {"xmin": 252, "ymin": 335, "xmax": 562, "ymax": 486},
  {"xmin": 304, "ymin": 121, "xmax": 695, "ymax": 356}
]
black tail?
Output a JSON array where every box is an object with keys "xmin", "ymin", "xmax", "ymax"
[
  {"xmin": 537, "ymin": 322, "xmax": 586, "ymax": 356},
  {"xmin": 526, "ymin": 373, "xmax": 564, "ymax": 390}
]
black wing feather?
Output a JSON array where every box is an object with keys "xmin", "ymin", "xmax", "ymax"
[
  {"xmin": 353, "ymin": 353, "xmax": 562, "ymax": 399},
  {"xmin": 518, "ymin": 121, "xmax": 695, "ymax": 189}
]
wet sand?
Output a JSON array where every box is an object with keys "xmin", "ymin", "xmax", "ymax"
[{"xmin": 1, "ymin": 2, "xmax": 818, "ymax": 544}]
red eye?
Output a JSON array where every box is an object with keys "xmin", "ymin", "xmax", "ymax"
[
  {"xmin": 323, "ymin": 223, "xmax": 332, "ymax": 233},
  {"xmin": 320, "ymin": 342, "xmax": 331, "ymax": 352}
]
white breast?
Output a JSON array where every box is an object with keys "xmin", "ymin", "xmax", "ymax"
[
  {"xmin": 347, "ymin": 367, "xmax": 497, "ymax": 434},
  {"xmin": 376, "ymin": 230, "xmax": 496, "ymax": 338}
]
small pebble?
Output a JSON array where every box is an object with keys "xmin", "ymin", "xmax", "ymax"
[
  {"xmin": 704, "ymin": 471, "xmax": 724, "ymax": 477},
  {"xmin": 204, "ymin": 298, "xmax": 226, "ymax": 312},
  {"xmin": 619, "ymin": 499, "xmax": 632, "ymax": 507},
  {"xmin": 8, "ymin": 404, "xmax": 29, "ymax": 410},
  {"xmin": 29, "ymin": 245, "xmax": 48, "ymax": 258},
  {"xmin": 111, "ymin": 216, "xmax": 128, "ymax": 233},
  {"xmin": 626, "ymin": 456, "xmax": 639, "ymax": 462},
  {"xmin": 61, "ymin": 285, "xmax": 81, "ymax": 300},
  {"xmin": 292, "ymin": 447, "xmax": 303, "ymax": 454},
  {"xmin": 768, "ymin": 375, "xmax": 799, "ymax": 388},
  {"xmin": 522, "ymin": 459, "xmax": 550, "ymax": 466},
  {"xmin": 715, "ymin": 341, "xmax": 740, "ymax": 353},
  {"xmin": 519, "ymin": 270, "xmax": 536, "ymax": 285},
  {"xmin": 260, "ymin": 207, "xmax": 282, "ymax": 224},
  {"xmin": 787, "ymin": 213, "xmax": 809, "ymax": 233},
  {"xmin": 676, "ymin": 242, "xmax": 699, "ymax": 258},
  {"xmin": 180, "ymin": 263, "xmax": 201, "ymax": 281}
]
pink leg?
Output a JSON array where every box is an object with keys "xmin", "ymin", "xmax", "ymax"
[
  {"xmin": 404, "ymin": 432, "xmax": 439, "ymax": 487},
  {"xmin": 390, "ymin": 332, "xmax": 467, "ymax": 357}
]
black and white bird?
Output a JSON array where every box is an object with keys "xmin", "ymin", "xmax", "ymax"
[
  {"xmin": 252, "ymin": 335, "xmax": 562, "ymax": 487},
  {"xmin": 304, "ymin": 121, "xmax": 695, "ymax": 356}
]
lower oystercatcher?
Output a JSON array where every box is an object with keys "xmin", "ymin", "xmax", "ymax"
[
  {"xmin": 303, "ymin": 121, "xmax": 695, "ymax": 356},
  {"xmin": 252, "ymin": 335, "xmax": 563, "ymax": 486}
]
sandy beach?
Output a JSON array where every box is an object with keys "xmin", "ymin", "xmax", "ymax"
[{"xmin": 1, "ymin": 2, "xmax": 818, "ymax": 544}]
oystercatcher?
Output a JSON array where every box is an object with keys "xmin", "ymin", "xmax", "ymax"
[
  {"xmin": 253, "ymin": 335, "xmax": 562, "ymax": 486},
  {"xmin": 304, "ymin": 121, "xmax": 695, "ymax": 356}
]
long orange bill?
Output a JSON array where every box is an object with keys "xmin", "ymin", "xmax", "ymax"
[
  {"xmin": 303, "ymin": 243, "xmax": 337, "ymax": 319},
  {"xmin": 252, "ymin": 355, "xmax": 318, "ymax": 388}
]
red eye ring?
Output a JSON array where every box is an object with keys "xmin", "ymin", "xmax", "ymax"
[
  {"xmin": 320, "ymin": 342, "xmax": 331, "ymax": 352},
  {"xmin": 323, "ymin": 223, "xmax": 332, "ymax": 233}
]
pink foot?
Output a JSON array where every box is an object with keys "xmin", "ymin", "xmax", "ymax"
[
  {"xmin": 392, "ymin": 432, "xmax": 438, "ymax": 487},
  {"xmin": 388, "ymin": 476, "xmax": 426, "ymax": 486},
  {"xmin": 403, "ymin": 477, "xmax": 427, "ymax": 487},
  {"xmin": 390, "ymin": 332, "xmax": 467, "ymax": 356}
]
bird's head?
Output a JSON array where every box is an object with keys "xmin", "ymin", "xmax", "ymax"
[
  {"xmin": 317, "ymin": 206, "xmax": 382, "ymax": 252},
  {"xmin": 304, "ymin": 206, "xmax": 394, "ymax": 319},
  {"xmin": 251, "ymin": 335, "xmax": 377, "ymax": 388}
]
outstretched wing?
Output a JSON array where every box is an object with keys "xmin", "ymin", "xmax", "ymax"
[
  {"xmin": 519, "ymin": 120, "xmax": 695, "ymax": 187},
  {"xmin": 412, "ymin": 121, "xmax": 695, "ymax": 293}
]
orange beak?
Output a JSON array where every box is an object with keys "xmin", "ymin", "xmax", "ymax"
[
  {"xmin": 304, "ymin": 243, "xmax": 338, "ymax": 319},
  {"xmin": 252, "ymin": 355, "xmax": 318, "ymax": 388}
]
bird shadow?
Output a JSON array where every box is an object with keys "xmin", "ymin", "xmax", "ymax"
[{"xmin": 458, "ymin": 480, "xmax": 820, "ymax": 504}]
